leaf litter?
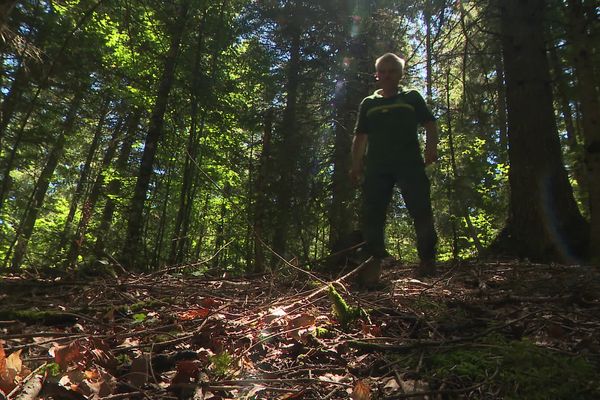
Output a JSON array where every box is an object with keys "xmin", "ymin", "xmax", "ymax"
[{"xmin": 1, "ymin": 260, "xmax": 599, "ymax": 399}]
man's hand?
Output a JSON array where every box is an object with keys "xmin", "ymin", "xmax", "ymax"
[
  {"xmin": 350, "ymin": 133, "xmax": 368, "ymax": 186},
  {"xmin": 424, "ymin": 145, "xmax": 438, "ymax": 165},
  {"xmin": 423, "ymin": 121, "xmax": 438, "ymax": 166},
  {"xmin": 349, "ymin": 166, "xmax": 363, "ymax": 186}
]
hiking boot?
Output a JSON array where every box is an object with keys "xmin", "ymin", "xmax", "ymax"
[{"xmin": 413, "ymin": 259, "xmax": 437, "ymax": 278}]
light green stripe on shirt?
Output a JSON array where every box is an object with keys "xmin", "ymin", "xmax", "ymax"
[{"xmin": 366, "ymin": 103, "xmax": 415, "ymax": 118}]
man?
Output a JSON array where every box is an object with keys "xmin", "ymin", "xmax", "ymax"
[{"xmin": 350, "ymin": 52, "xmax": 438, "ymax": 279}]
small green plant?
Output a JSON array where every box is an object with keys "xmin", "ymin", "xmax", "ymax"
[
  {"xmin": 210, "ymin": 352, "xmax": 233, "ymax": 378},
  {"xmin": 132, "ymin": 313, "xmax": 146, "ymax": 323},
  {"xmin": 42, "ymin": 362, "xmax": 62, "ymax": 377}
]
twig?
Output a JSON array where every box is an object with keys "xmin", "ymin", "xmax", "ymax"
[
  {"xmin": 6, "ymin": 363, "xmax": 46, "ymax": 399},
  {"xmin": 148, "ymin": 239, "xmax": 235, "ymax": 277},
  {"xmin": 386, "ymin": 366, "xmax": 499, "ymax": 399},
  {"xmin": 347, "ymin": 311, "xmax": 537, "ymax": 352}
]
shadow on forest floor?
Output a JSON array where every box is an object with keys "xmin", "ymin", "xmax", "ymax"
[{"xmin": 1, "ymin": 260, "xmax": 600, "ymax": 399}]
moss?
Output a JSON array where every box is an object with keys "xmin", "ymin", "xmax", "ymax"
[
  {"xmin": 424, "ymin": 335, "xmax": 600, "ymax": 399},
  {"xmin": 327, "ymin": 285, "xmax": 366, "ymax": 329},
  {"xmin": 0, "ymin": 309, "xmax": 77, "ymax": 325}
]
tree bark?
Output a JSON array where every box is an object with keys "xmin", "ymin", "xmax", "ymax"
[
  {"xmin": 548, "ymin": 44, "xmax": 587, "ymax": 205},
  {"xmin": 565, "ymin": 0, "xmax": 600, "ymax": 263},
  {"xmin": 0, "ymin": 61, "xmax": 27, "ymax": 151},
  {"xmin": 9, "ymin": 91, "xmax": 83, "ymax": 270},
  {"xmin": 272, "ymin": 27, "xmax": 301, "ymax": 259},
  {"xmin": 493, "ymin": 0, "xmax": 589, "ymax": 263},
  {"xmin": 93, "ymin": 110, "xmax": 140, "ymax": 257},
  {"xmin": 122, "ymin": 0, "xmax": 190, "ymax": 269},
  {"xmin": 252, "ymin": 108, "xmax": 274, "ymax": 272},
  {"xmin": 0, "ymin": 0, "xmax": 17, "ymax": 33},
  {"xmin": 65, "ymin": 113, "xmax": 130, "ymax": 268},
  {"xmin": 56, "ymin": 98, "xmax": 109, "ymax": 253},
  {"xmin": 328, "ymin": 15, "xmax": 370, "ymax": 249}
]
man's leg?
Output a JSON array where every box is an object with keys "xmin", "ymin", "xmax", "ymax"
[
  {"xmin": 398, "ymin": 167, "xmax": 437, "ymax": 269},
  {"xmin": 362, "ymin": 170, "xmax": 395, "ymax": 257}
]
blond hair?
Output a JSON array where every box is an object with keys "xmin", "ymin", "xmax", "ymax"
[{"xmin": 375, "ymin": 53, "xmax": 405, "ymax": 78}]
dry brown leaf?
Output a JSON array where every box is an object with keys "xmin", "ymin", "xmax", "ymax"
[
  {"xmin": 288, "ymin": 313, "xmax": 316, "ymax": 329},
  {"xmin": 201, "ymin": 297, "xmax": 221, "ymax": 308},
  {"xmin": 360, "ymin": 321, "xmax": 382, "ymax": 337},
  {"xmin": 0, "ymin": 344, "xmax": 22, "ymax": 394},
  {"xmin": 383, "ymin": 377, "xmax": 400, "ymax": 390},
  {"xmin": 287, "ymin": 313, "xmax": 316, "ymax": 340},
  {"xmin": 351, "ymin": 379, "xmax": 371, "ymax": 400},
  {"xmin": 50, "ymin": 341, "xmax": 84, "ymax": 370},
  {"xmin": 126, "ymin": 354, "xmax": 150, "ymax": 388},
  {"xmin": 170, "ymin": 360, "xmax": 202, "ymax": 388},
  {"xmin": 178, "ymin": 307, "xmax": 210, "ymax": 320}
]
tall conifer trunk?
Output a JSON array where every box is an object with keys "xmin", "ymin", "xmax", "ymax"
[
  {"xmin": 92, "ymin": 110, "xmax": 140, "ymax": 257},
  {"xmin": 273, "ymin": 28, "xmax": 301, "ymax": 258},
  {"xmin": 9, "ymin": 91, "xmax": 83, "ymax": 270},
  {"xmin": 57, "ymin": 99, "xmax": 109, "ymax": 254},
  {"xmin": 494, "ymin": 0, "xmax": 589, "ymax": 262},
  {"xmin": 328, "ymin": 5, "xmax": 371, "ymax": 249},
  {"xmin": 122, "ymin": 0, "xmax": 190, "ymax": 269},
  {"xmin": 565, "ymin": 0, "xmax": 599, "ymax": 263}
]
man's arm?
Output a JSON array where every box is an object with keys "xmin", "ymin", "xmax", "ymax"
[
  {"xmin": 349, "ymin": 133, "xmax": 368, "ymax": 185},
  {"xmin": 423, "ymin": 120, "xmax": 438, "ymax": 165}
]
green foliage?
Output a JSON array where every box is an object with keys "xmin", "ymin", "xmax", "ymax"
[
  {"xmin": 42, "ymin": 362, "xmax": 62, "ymax": 377},
  {"xmin": 210, "ymin": 352, "xmax": 233, "ymax": 378},
  {"xmin": 0, "ymin": 0, "xmax": 588, "ymax": 272},
  {"xmin": 425, "ymin": 335, "xmax": 600, "ymax": 399}
]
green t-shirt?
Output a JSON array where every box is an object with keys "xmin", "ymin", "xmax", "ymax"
[{"xmin": 354, "ymin": 88, "xmax": 435, "ymax": 169}]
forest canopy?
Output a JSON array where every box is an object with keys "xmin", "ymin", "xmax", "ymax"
[{"xmin": 0, "ymin": 0, "xmax": 598, "ymax": 273}]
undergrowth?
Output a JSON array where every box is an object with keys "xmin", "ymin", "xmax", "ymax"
[{"xmin": 421, "ymin": 334, "xmax": 599, "ymax": 399}]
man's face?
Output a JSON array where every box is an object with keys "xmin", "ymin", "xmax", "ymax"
[{"xmin": 375, "ymin": 60, "xmax": 402, "ymax": 89}]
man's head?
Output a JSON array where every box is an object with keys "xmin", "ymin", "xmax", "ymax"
[
  {"xmin": 375, "ymin": 53, "xmax": 405, "ymax": 77},
  {"xmin": 374, "ymin": 53, "xmax": 405, "ymax": 92}
]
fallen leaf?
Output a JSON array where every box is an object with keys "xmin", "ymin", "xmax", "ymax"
[
  {"xmin": 351, "ymin": 379, "xmax": 371, "ymax": 400},
  {"xmin": 126, "ymin": 353, "xmax": 149, "ymax": 388},
  {"xmin": 201, "ymin": 298, "xmax": 221, "ymax": 308},
  {"xmin": 287, "ymin": 313, "xmax": 316, "ymax": 340},
  {"xmin": 318, "ymin": 373, "xmax": 346, "ymax": 383},
  {"xmin": 170, "ymin": 360, "xmax": 202, "ymax": 386},
  {"xmin": 360, "ymin": 321, "xmax": 382, "ymax": 337},
  {"xmin": 50, "ymin": 341, "xmax": 84, "ymax": 370},
  {"xmin": 264, "ymin": 307, "xmax": 287, "ymax": 323},
  {"xmin": 383, "ymin": 377, "xmax": 400, "ymax": 390},
  {"xmin": 0, "ymin": 344, "xmax": 22, "ymax": 393},
  {"xmin": 178, "ymin": 307, "xmax": 210, "ymax": 320}
]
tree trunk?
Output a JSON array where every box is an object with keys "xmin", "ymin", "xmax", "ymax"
[
  {"xmin": 56, "ymin": 99, "xmax": 109, "ymax": 253},
  {"xmin": 493, "ymin": 0, "xmax": 589, "ymax": 263},
  {"xmin": 0, "ymin": 61, "xmax": 27, "ymax": 151},
  {"xmin": 252, "ymin": 108, "xmax": 274, "ymax": 272},
  {"xmin": 328, "ymin": 10, "xmax": 371, "ymax": 249},
  {"xmin": 494, "ymin": 51, "xmax": 508, "ymax": 163},
  {"xmin": 565, "ymin": 0, "xmax": 600, "ymax": 263},
  {"xmin": 65, "ymin": 113, "xmax": 130, "ymax": 268},
  {"xmin": 122, "ymin": 0, "xmax": 190, "ymax": 269},
  {"xmin": 548, "ymin": 45, "xmax": 587, "ymax": 205},
  {"xmin": 93, "ymin": 110, "xmax": 140, "ymax": 257},
  {"xmin": 10, "ymin": 91, "xmax": 83, "ymax": 270},
  {"xmin": 0, "ymin": 0, "xmax": 17, "ymax": 33},
  {"xmin": 272, "ymin": 28, "xmax": 301, "ymax": 259}
]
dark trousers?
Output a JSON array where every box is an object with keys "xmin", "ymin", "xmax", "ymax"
[{"xmin": 361, "ymin": 164, "xmax": 437, "ymax": 261}]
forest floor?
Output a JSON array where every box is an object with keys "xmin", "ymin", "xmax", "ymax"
[{"xmin": 1, "ymin": 259, "xmax": 600, "ymax": 400}]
